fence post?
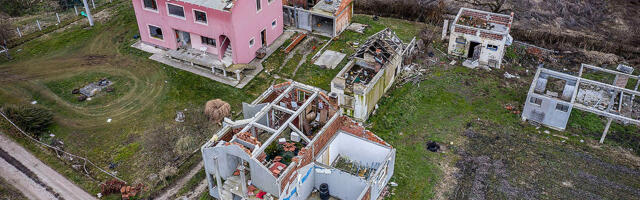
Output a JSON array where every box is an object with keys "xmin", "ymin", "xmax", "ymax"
[
  {"xmin": 91, "ymin": 0, "xmax": 96, "ymax": 9},
  {"xmin": 56, "ymin": 13, "xmax": 61, "ymax": 24},
  {"xmin": 74, "ymin": 6, "xmax": 78, "ymax": 15},
  {"xmin": 16, "ymin": 27, "xmax": 22, "ymax": 38},
  {"xmin": 36, "ymin": 20, "xmax": 42, "ymax": 31}
]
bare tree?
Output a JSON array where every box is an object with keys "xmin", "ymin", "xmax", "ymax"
[{"xmin": 456, "ymin": 0, "xmax": 510, "ymax": 13}]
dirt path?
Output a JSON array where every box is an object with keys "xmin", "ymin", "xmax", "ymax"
[
  {"xmin": 180, "ymin": 179, "xmax": 208, "ymax": 200},
  {"xmin": 0, "ymin": 133, "xmax": 96, "ymax": 200},
  {"xmin": 155, "ymin": 161, "xmax": 204, "ymax": 200},
  {"xmin": 0, "ymin": 158, "xmax": 57, "ymax": 200}
]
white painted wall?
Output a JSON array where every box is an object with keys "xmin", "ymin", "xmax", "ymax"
[{"xmin": 326, "ymin": 132, "xmax": 391, "ymax": 165}]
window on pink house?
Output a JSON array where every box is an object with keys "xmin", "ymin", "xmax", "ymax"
[
  {"xmin": 143, "ymin": 0, "xmax": 157, "ymax": 10},
  {"xmin": 167, "ymin": 4, "xmax": 185, "ymax": 18},
  {"xmin": 194, "ymin": 10, "xmax": 207, "ymax": 24},
  {"xmin": 201, "ymin": 36, "xmax": 216, "ymax": 47},
  {"xmin": 256, "ymin": 0, "xmax": 261, "ymax": 11},
  {"xmin": 148, "ymin": 25, "xmax": 163, "ymax": 40}
]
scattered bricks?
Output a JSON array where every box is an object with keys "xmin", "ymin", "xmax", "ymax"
[{"xmin": 237, "ymin": 132, "xmax": 262, "ymax": 147}]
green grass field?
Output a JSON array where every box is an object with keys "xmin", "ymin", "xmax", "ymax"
[{"xmin": 1, "ymin": 1, "xmax": 640, "ymax": 199}]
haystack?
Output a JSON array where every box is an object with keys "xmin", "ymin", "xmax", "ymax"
[{"xmin": 205, "ymin": 99, "xmax": 231, "ymax": 123}]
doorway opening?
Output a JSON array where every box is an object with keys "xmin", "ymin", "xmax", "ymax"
[
  {"xmin": 468, "ymin": 41, "xmax": 481, "ymax": 59},
  {"xmin": 261, "ymin": 29, "xmax": 267, "ymax": 47}
]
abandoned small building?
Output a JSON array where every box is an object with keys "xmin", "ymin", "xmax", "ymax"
[
  {"xmin": 282, "ymin": 0, "xmax": 353, "ymax": 37},
  {"xmin": 331, "ymin": 28, "xmax": 406, "ymax": 121},
  {"xmin": 131, "ymin": 0, "xmax": 284, "ymax": 86},
  {"xmin": 447, "ymin": 8, "xmax": 514, "ymax": 69},
  {"xmin": 201, "ymin": 82, "xmax": 396, "ymax": 200},
  {"xmin": 522, "ymin": 64, "xmax": 640, "ymax": 143}
]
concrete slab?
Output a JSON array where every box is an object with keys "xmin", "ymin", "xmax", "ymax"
[{"xmin": 314, "ymin": 50, "xmax": 346, "ymax": 69}]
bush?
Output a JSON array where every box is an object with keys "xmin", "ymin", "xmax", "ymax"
[{"xmin": 1, "ymin": 105, "xmax": 54, "ymax": 138}]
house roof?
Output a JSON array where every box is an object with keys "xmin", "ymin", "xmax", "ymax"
[{"xmin": 176, "ymin": 0, "xmax": 234, "ymax": 11}]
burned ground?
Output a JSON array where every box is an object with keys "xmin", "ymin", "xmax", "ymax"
[
  {"xmin": 453, "ymin": 121, "xmax": 640, "ymax": 200},
  {"xmin": 355, "ymin": 0, "xmax": 640, "ymax": 63}
]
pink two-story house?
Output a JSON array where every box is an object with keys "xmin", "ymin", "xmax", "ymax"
[{"xmin": 132, "ymin": 0, "xmax": 284, "ymax": 65}]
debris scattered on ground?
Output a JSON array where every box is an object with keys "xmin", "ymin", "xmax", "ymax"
[
  {"xmin": 175, "ymin": 111, "xmax": 185, "ymax": 122},
  {"xmin": 30, "ymin": 101, "xmax": 37, "ymax": 105},
  {"xmin": 503, "ymin": 72, "xmax": 520, "ymax": 79},
  {"xmin": 427, "ymin": 141, "xmax": 440, "ymax": 152},
  {"xmin": 204, "ymin": 99, "xmax": 231, "ymax": 123},
  {"xmin": 399, "ymin": 64, "xmax": 428, "ymax": 86},
  {"xmin": 449, "ymin": 60, "xmax": 456, "ymax": 65},
  {"xmin": 77, "ymin": 95, "xmax": 87, "ymax": 102},
  {"xmin": 107, "ymin": 118, "xmax": 112, "ymax": 123},
  {"xmin": 99, "ymin": 179, "xmax": 144, "ymax": 200},
  {"xmin": 285, "ymin": 33, "xmax": 307, "ymax": 54},
  {"xmin": 347, "ymin": 23, "xmax": 368, "ymax": 34},
  {"xmin": 80, "ymin": 78, "xmax": 112, "ymax": 97}
]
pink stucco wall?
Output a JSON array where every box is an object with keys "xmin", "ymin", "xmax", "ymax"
[{"xmin": 132, "ymin": 0, "xmax": 284, "ymax": 64}]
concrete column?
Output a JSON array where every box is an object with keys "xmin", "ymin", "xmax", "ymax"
[
  {"xmin": 442, "ymin": 20, "xmax": 449, "ymax": 40},
  {"xmin": 239, "ymin": 162, "xmax": 248, "ymax": 198},
  {"xmin": 36, "ymin": 20, "xmax": 42, "ymax": 31},
  {"xmin": 91, "ymin": 0, "xmax": 96, "ymax": 9},
  {"xmin": 600, "ymin": 118, "xmax": 613, "ymax": 143},
  {"xmin": 16, "ymin": 28, "xmax": 22, "ymax": 37},
  {"xmin": 223, "ymin": 69, "xmax": 227, "ymax": 77},
  {"xmin": 82, "ymin": 0, "xmax": 94, "ymax": 26},
  {"xmin": 74, "ymin": 6, "xmax": 78, "ymax": 15},
  {"xmin": 236, "ymin": 71, "xmax": 241, "ymax": 81},
  {"xmin": 213, "ymin": 157, "xmax": 224, "ymax": 199},
  {"xmin": 56, "ymin": 13, "xmax": 61, "ymax": 24}
]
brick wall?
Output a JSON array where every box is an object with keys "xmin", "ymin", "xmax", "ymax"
[
  {"xmin": 360, "ymin": 187, "xmax": 371, "ymax": 200},
  {"xmin": 454, "ymin": 26, "xmax": 478, "ymax": 35},
  {"xmin": 489, "ymin": 15, "xmax": 511, "ymax": 26},
  {"xmin": 461, "ymin": 10, "xmax": 488, "ymax": 19},
  {"xmin": 313, "ymin": 116, "xmax": 344, "ymax": 156},
  {"xmin": 480, "ymin": 32, "xmax": 504, "ymax": 40}
]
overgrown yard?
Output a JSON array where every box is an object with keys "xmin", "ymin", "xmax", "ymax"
[
  {"xmin": 1, "ymin": 1, "xmax": 640, "ymax": 200},
  {"xmin": 0, "ymin": 2, "xmax": 268, "ymax": 197}
]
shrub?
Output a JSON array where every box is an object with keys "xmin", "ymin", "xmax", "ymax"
[{"xmin": 1, "ymin": 105, "xmax": 54, "ymax": 138}]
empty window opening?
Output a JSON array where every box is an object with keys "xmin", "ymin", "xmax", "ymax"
[
  {"xmin": 530, "ymin": 97, "xmax": 542, "ymax": 106},
  {"xmin": 256, "ymin": 0, "xmax": 261, "ymax": 11},
  {"xmin": 272, "ymin": 19, "xmax": 277, "ymax": 28},
  {"xmin": 201, "ymin": 36, "xmax": 216, "ymax": 47},
  {"xmin": 194, "ymin": 10, "xmax": 207, "ymax": 24},
  {"xmin": 167, "ymin": 4, "xmax": 185, "ymax": 18},
  {"xmin": 143, "ymin": 0, "xmax": 157, "ymax": 10},
  {"xmin": 556, "ymin": 103, "xmax": 569, "ymax": 112},
  {"xmin": 148, "ymin": 25, "xmax": 163, "ymax": 40},
  {"xmin": 487, "ymin": 44, "xmax": 498, "ymax": 51},
  {"xmin": 249, "ymin": 38, "xmax": 255, "ymax": 47}
]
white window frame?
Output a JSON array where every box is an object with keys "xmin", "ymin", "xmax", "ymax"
[
  {"xmin": 271, "ymin": 19, "xmax": 277, "ymax": 29},
  {"xmin": 166, "ymin": 3, "xmax": 186, "ymax": 20},
  {"xmin": 141, "ymin": 0, "xmax": 158, "ymax": 12},
  {"xmin": 193, "ymin": 9, "xmax": 208, "ymax": 25},
  {"xmin": 256, "ymin": 0, "xmax": 262, "ymax": 13},
  {"xmin": 249, "ymin": 37, "xmax": 255, "ymax": 48},
  {"xmin": 147, "ymin": 24, "xmax": 164, "ymax": 41},
  {"xmin": 201, "ymin": 36, "xmax": 216, "ymax": 47}
]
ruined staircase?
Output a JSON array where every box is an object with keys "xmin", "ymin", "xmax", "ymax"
[{"xmin": 222, "ymin": 46, "xmax": 233, "ymax": 67}]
